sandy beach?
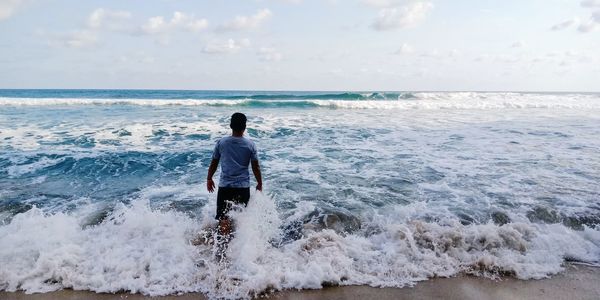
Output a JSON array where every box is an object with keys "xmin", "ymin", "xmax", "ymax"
[{"xmin": 1, "ymin": 264, "xmax": 598, "ymax": 300}]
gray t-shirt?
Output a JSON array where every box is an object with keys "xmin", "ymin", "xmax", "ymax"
[{"xmin": 212, "ymin": 136, "xmax": 258, "ymax": 188}]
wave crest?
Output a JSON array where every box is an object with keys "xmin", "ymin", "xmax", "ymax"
[
  {"xmin": 1, "ymin": 92, "xmax": 600, "ymax": 110},
  {"xmin": 0, "ymin": 197, "xmax": 598, "ymax": 298}
]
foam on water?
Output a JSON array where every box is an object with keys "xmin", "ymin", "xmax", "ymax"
[
  {"xmin": 0, "ymin": 194, "xmax": 598, "ymax": 299},
  {"xmin": 0, "ymin": 200, "xmax": 202, "ymax": 295},
  {"xmin": 1, "ymin": 92, "xmax": 600, "ymax": 109}
]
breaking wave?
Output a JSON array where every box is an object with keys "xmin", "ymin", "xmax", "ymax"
[
  {"xmin": 1, "ymin": 92, "xmax": 600, "ymax": 109},
  {"xmin": 0, "ymin": 195, "xmax": 598, "ymax": 299}
]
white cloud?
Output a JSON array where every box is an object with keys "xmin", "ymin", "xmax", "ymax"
[
  {"xmin": 141, "ymin": 12, "xmax": 208, "ymax": 34},
  {"xmin": 362, "ymin": 0, "xmax": 411, "ymax": 8},
  {"xmin": 577, "ymin": 11, "xmax": 600, "ymax": 32},
  {"xmin": 371, "ymin": 1, "xmax": 433, "ymax": 31},
  {"xmin": 560, "ymin": 2, "xmax": 600, "ymax": 33},
  {"xmin": 258, "ymin": 47, "xmax": 283, "ymax": 61},
  {"xmin": 394, "ymin": 43, "xmax": 413, "ymax": 54},
  {"xmin": 581, "ymin": 0, "xmax": 600, "ymax": 8},
  {"xmin": 170, "ymin": 11, "xmax": 209, "ymax": 32},
  {"xmin": 45, "ymin": 8, "xmax": 133, "ymax": 48},
  {"xmin": 51, "ymin": 30, "xmax": 98, "ymax": 49},
  {"xmin": 593, "ymin": 10, "xmax": 600, "ymax": 22},
  {"xmin": 550, "ymin": 18, "xmax": 578, "ymax": 31},
  {"xmin": 142, "ymin": 16, "xmax": 166, "ymax": 34},
  {"xmin": 202, "ymin": 38, "xmax": 251, "ymax": 54},
  {"xmin": 0, "ymin": 0, "xmax": 24, "ymax": 20},
  {"xmin": 217, "ymin": 9, "xmax": 272, "ymax": 31},
  {"xmin": 117, "ymin": 52, "xmax": 155, "ymax": 64},
  {"xmin": 577, "ymin": 20, "xmax": 598, "ymax": 32},
  {"xmin": 88, "ymin": 8, "xmax": 131, "ymax": 30}
]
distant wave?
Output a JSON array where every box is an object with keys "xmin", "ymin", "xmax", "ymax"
[
  {"xmin": 0, "ymin": 90, "xmax": 416, "ymax": 101},
  {"xmin": 1, "ymin": 92, "xmax": 600, "ymax": 109},
  {"xmin": 224, "ymin": 92, "xmax": 416, "ymax": 100}
]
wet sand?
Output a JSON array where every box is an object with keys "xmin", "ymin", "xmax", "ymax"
[{"xmin": 1, "ymin": 264, "xmax": 598, "ymax": 300}]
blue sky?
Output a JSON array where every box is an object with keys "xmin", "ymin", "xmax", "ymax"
[{"xmin": 1, "ymin": 0, "xmax": 599, "ymax": 91}]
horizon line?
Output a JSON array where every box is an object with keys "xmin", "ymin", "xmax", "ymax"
[{"xmin": 0, "ymin": 88, "xmax": 599, "ymax": 94}]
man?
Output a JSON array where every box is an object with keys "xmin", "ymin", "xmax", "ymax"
[{"xmin": 207, "ymin": 112, "xmax": 262, "ymax": 245}]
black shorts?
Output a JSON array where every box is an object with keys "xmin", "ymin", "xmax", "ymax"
[{"xmin": 215, "ymin": 187, "xmax": 250, "ymax": 220}]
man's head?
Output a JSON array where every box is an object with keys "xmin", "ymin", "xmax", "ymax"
[{"xmin": 230, "ymin": 112, "xmax": 247, "ymax": 132}]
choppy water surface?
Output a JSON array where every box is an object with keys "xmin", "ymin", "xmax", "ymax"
[{"xmin": 0, "ymin": 90, "xmax": 599, "ymax": 298}]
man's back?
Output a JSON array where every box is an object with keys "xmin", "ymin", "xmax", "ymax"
[{"xmin": 212, "ymin": 136, "xmax": 257, "ymax": 188}]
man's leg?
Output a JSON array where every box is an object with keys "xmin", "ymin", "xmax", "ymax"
[
  {"xmin": 216, "ymin": 187, "xmax": 235, "ymax": 236},
  {"xmin": 218, "ymin": 218, "xmax": 232, "ymax": 236},
  {"xmin": 215, "ymin": 217, "xmax": 232, "ymax": 261},
  {"xmin": 215, "ymin": 187, "xmax": 232, "ymax": 260},
  {"xmin": 214, "ymin": 187, "xmax": 251, "ymax": 259}
]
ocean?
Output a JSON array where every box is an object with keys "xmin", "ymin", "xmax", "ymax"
[{"xmin": 0, "ymin": 89, "xmax": 599, "ymax": 298}]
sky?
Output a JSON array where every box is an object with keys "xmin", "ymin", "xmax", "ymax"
[{"xmin": 0, "ymin": 0, "xmax": 599, "ymax": 91}]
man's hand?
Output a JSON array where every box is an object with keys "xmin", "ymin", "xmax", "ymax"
[
  {"xmin": 206, "ymin": 158, "xmax": 219, "ymax": 193},
  {"xmin": 251, "ymin": 160, "xmax": 262, "ymax": 193},
  {"xmin": 207, "ymin": 179, "xmax": 215, "ymax": 193}
]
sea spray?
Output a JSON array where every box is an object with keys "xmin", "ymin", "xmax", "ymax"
[
  {"xmin": 0, "ymin": 201, "xmax": 203, "ymax": 295},
  {"xmin": 0, "ymin": 195, "xmax": 599, "ymax": 298},
  {"xmin": 2, "ymin": 93, "xmax": 600, "ymax": 109}
]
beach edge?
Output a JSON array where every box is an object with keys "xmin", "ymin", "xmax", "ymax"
[{"xmin": 1, "ymin": 264, "xmax": 599, "ymax": 300}]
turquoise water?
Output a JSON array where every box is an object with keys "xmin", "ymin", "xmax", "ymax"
[
  {"xmin": 0, "ymin": 89, "xmax": 414, "ymax": 100},
  {"xmin": 1, "ymin": 90, "xmax": 599, "ymax": 298}
]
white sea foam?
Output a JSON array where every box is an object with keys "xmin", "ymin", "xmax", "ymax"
[
  {"xmin": 0, "ymin": 98, "xmax": 247, "ymax": 107},
  {"xmin": 1, "ymin": 92, "xmax": 600, "ymax": 109},
  {"xmin": 6, "ymin": 156, "xmax": 66, "ymax": 177},
  {"xmin": 0, "ymin": 201, "xmax": 203, "ymax": 295},
  {"xmin": 0, "ymin": 195, "xmax": 598, "ymax": 298}
]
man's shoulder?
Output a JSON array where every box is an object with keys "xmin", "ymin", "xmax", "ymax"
[
  {"xmin": 232, "ymin": 135, "xmax": 255, "ymax": 143},
  {"xmin": 218, "ymin": 136, "xmax": 255, "ymax": 145},
  {"xmin": 217, "ymin": 136, "xmax": 236, "ymax": 143},
  {"xmin": 243, "ymin": 137, "xmax": 257, "ymax": 148}
]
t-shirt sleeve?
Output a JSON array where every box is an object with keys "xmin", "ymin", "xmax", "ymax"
[
  {"xmin": 212, "ymin": 140, "xmax": 221, "ymax": 160},
  {"xmin": 250, "ymin": 141, "xmax": 258, "ymax": 161}
]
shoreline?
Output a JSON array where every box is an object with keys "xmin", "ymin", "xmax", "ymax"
[{"xmin": 1, "ymin": 264, "xmax": 598, "ymax": 300}]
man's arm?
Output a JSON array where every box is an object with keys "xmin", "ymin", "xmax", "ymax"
[
  {"xmin": 251, "ymin": 160, "xmax": 262, "ymax": 191},
  {"xmin": 207, "ymin": 158, "xmax": 219, "ymax": 193}
]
